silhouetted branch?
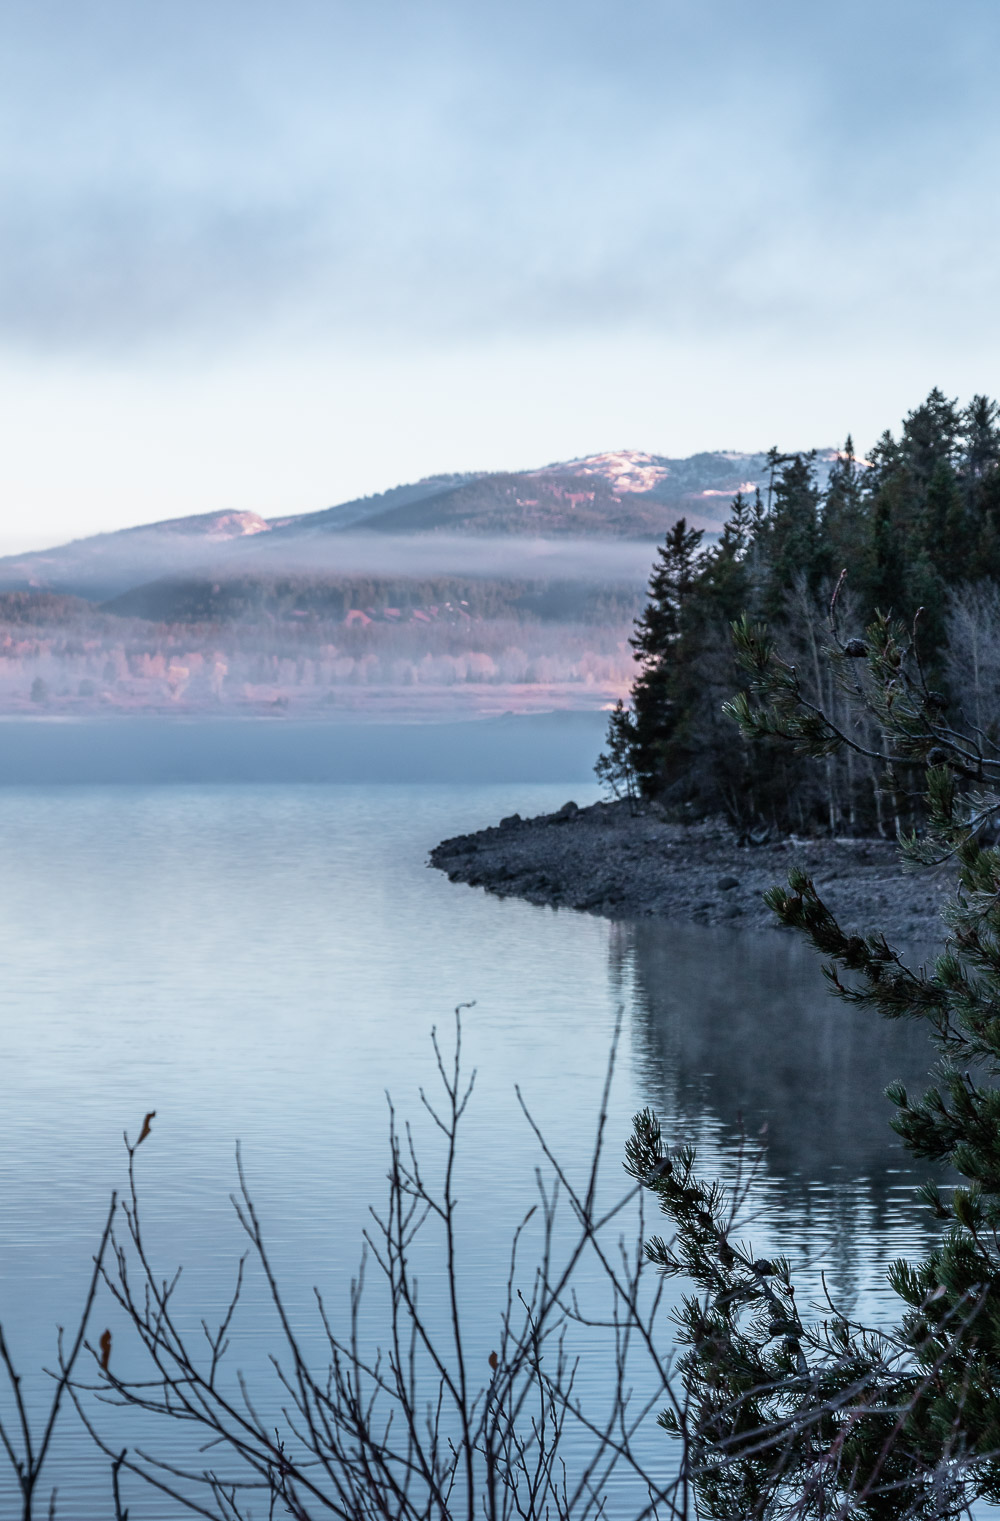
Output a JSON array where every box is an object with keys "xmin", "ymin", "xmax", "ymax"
[
  {"xmin": 0, "ymin": 1192, "xmax": 117, "ymax": 1519},
  {"xmin": 73, "ymin": 1011, "xmax": 685, "ymax": 1521}
]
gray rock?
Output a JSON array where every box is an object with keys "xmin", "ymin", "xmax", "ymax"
[{"xmin": 429, "ymin": 798, "xmax": 948, "ymax": 943}]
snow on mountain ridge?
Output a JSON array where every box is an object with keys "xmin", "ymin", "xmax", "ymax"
[
  {"xmin": 163, "ymin": 510, "xmax": 272, "ymax": 540},
  {"xmin": 535, "ymin": 450, "xmax": 674, "ymax": 495}
]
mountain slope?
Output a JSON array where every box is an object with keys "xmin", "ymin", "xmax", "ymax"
[
  {"xmin": 0, "ymin": 447, "xmax": 838, "ymax": 600},
  {"xmin": 0, "ymin": 509, "xmax": 273, "ymax": 600},
  {"xmin": 344, "ymin": 450, "xmax": 811, "ymax": 535}
]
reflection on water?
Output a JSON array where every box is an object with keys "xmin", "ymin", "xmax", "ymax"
[
  {"xmin": 617, "ymin": 918, "xmax": 944, "ymax": 1317},
  {"xmin": 0, "ymin": 781, "xmax": 955, "ymax": 1514},
  {"xmin": 622, "ymin": 919, "xmax": 939, "ymax": 1189}
]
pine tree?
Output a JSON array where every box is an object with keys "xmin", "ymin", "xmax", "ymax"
[
  {"xmin": 621, "ymin": 518, "xmax": 703, "ymax": 797},
  {"xmin": 759, "ymin": 452, "xmax": 823, "ymax": 616},
  {"xmin": 593, "ymin": 698, "xmax": 639, "ymax": 811},
  {"xmin": 960, "ymin": 397, "xmax": 1000, "ymax": 582},
  {"xmin": 629, "ymin": 518, "xmax": 704, "ymax": 664},
  {"xmin": 630, "ymin": 610, "xmax": 1000, "ymax": 1516},
  {"xmin": 604, "ymin": 391, "xmax": 1000, "ymax": 835},
  {"xmin": 823, "ymin": 436, "xmax": 874, "ymax": 595},
  {"xmin": 900, "ymin": 387, "xmax": 961, "ymax": 485},
  {"xmin": 959, "ymin": 394, "xmax": 1000, "ymax": 496}
]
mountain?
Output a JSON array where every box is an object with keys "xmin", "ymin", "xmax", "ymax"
[
  {"xmin": 0, "ymin": 447, "xmax": 839, "ymax": 601},
  {"xmin": 0, "ymin": 509, "xmax": 275, "ymax": 601},
  {"xmin": 273, "ymin": 474, "xmax": 480, "ymax": 532},
  {"xmin": 266, "ymin": 450, "xmax": 814, "ymax": 538},
  {"xmin": 0, "ymin": 447, "xmax": 846, "ymax": 720}
]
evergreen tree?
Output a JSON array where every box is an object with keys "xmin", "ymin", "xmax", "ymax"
[
  {"xmin": 630, "ymin": 612, "xmax": 1000, "ymax": 1516},
  {"xmin": 763, "ymin": 445, "xmax": 794, "ymax": 514},
  {"xmin": 866, "ymin": 391, "xmax": 963, "ymax": 630},
  {"xmin": 593, "ymin": 699, "xmax": 639, "ymax": 811},
  {"xmin": 759, "ymin": 452, "xmax": 823, "ymax": 615},
  {"xmin": 960, "ymin": 397, "xmax": 1000, "ymax": 582},
  {"xmin": 617, "ymin": 518, "xmax": 703, "ymax": 797},
  {"xmin": 901, "ymin": 387, "xmax": 961, "ymax": 483},
  {"xmin": 629, "ymin": 518, "xmax": 704, "ymax": 664},
  {"xmin": 601, "ymin": 390, "xmax": 1000, "ymax": 834},
  {"xmin": 823, "ymin": 436, "xmax": 874, "ymax": 594}
]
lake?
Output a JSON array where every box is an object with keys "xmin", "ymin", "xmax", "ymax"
[{"xmin": 0, "ymin": 734, "xmax": 946, "ymax": 1516}]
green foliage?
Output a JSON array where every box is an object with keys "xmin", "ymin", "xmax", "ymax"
[
  {"xmin": 602, "ymin": 390, "xmax": 1000, "ymax": 834},
  {"xmin": 627, "ymin": 1112, "xmax": 955, "ymax": 1518},
  {"xmin": 593, "ymin": 698, "xmax": 639, "ymax": 810},
  {"xmin": 624, "ymin": 519, "xmax": 706, "ymax": 793},
  {"xmin": 631, "ymin": 558, "xmax": 1000, "ymax": 1514}
]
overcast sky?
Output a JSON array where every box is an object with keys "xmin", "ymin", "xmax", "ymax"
[{"xmin": 2, "ymin": 0, "xmax": 1000, "ymax": 548}]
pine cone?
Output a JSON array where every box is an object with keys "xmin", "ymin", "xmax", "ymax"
[{"xmin": 644, "ymin": 1157, "xmax": 673, "ymax": 1184}]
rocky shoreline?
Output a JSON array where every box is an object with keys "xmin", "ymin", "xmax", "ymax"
[{"xmin": 430, "ymin": 798, "xmax": 953, "ymax": 943}]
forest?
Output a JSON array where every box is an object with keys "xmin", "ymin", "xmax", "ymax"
[
  {"xmin": 600, "ymin": 390, "xmax": 1000, "ymax": 834},
  {"xmin": 0, "ymin": 573, "xmax": 640, "ymax": 715}
]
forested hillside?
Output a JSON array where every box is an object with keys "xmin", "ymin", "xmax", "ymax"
[
  {"xmin": 103, "ymin": 571, "xmax": 639, "ymax": 626},
  {"xmin": 602, "ymin": 391, "xmax": 1000, "ymax": 834},
  {"xmin": 0, "ymin": 572, "xmax": 639, "ymax": 718}
]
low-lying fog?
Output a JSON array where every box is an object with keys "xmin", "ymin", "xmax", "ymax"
[
  {"xmin": 0, "ymin": 529, "xmax": 658, "ymax": 720},
  {"xmin": 242, "ymin": 532, "xmax": 659, "ymax": 583},
  {"xmin": 1, "ymin": 529, "xmax": 662, "ymax": 602}
]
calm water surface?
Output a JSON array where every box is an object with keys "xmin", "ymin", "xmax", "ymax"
[{"xmin": 0, "ymin": 781, "xmax": 944, "ymax": 1515}]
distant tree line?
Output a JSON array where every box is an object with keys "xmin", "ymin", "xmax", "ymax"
[
  {"xmin": 0, "ymin": 596, "xmax": 634, "ymax": 712},
  {"xmin": 102, "ymin": 572, "xmax": 643, "ymax": 627},
  {"xmin": 599, "ymin": 390, "xmax": 1000, "ymax": 834}
]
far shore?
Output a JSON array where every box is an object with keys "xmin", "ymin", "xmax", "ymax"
[{"xmin": 430, "ymin": 798, "xmax": 952, "ymax": 944}]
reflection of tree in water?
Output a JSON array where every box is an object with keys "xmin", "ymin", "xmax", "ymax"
[{"xmin": 612, "ymin": 920, "xmax": 943, "ymax": 1310}]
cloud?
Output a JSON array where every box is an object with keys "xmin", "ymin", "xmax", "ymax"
[{"xmin": 3, "ymin": 0, "xmax": 1000, "ymax": 355}]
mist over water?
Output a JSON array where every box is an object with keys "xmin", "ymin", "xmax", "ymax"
[
  {"xmin": 0, "ymin": 710, "xmax": 610, "ymax": 784},
  {"xmin": 0, "ymin": 0, "xmax": 994, "ymax": 1499}
]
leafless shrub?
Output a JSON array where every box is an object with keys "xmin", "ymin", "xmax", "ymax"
[
  {"xmin": 0, "ymin": 1018, "xmax": 984, "ymax": 1517},
  {"xmin": 0, "ymin": 1196, "xmax": 115, "ymax": 1519},
  {"xmin": 71, "ymin": 1012, "xmax": 689, "ymax": 1521}
]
